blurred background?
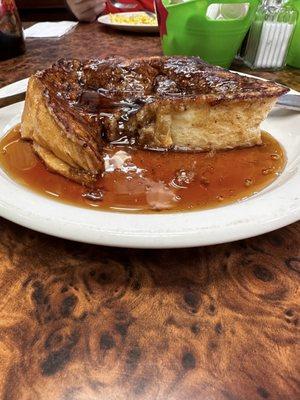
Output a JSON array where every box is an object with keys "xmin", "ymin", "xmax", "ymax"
[
  {"xmin": 5, "ymin": 1, "xmax": 299, "ymax": 69},
  {"xmin": 16, "ymin": 0, "xmax": 74, "ymax": 21}
]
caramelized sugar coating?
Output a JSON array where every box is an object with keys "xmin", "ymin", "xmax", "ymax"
[{"xmin": 21, "ymin": 57, "xmax": 288, "ymax": 184}]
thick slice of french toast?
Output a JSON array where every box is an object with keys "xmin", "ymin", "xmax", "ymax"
[{"xmin": 21, "ymin": 56, "xmax": 288, "ymax": 184}]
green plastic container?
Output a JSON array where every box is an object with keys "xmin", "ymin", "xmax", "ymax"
[
  {"xmin": 155, "ymin": 0, "xmax": 260, "ymax": 68},
  {"xmin": 287, "ymin": 0, "xmax": 300, "ymax": 68}
]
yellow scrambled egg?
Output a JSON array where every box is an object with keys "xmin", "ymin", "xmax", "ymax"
[{"xmin": 109, "ymin": 13, "xmax": 157, "ymax": 26}]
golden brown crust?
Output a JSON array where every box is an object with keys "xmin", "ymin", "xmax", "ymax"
[
  {"xmin": 30, "ymin": 56, "xmax": 288, "ymax": 143},
  {"xmin": 32, "ymin": 142, "xmax": 97, "ymax": 186},
  {"xmin": 21, "ymin": 56, "xmax": 288, "ymax": 184},
  {"xmin": 21, "ymin": 76, "xmax": 102, "ymax": 184}
]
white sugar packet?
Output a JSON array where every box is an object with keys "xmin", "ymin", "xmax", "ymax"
[{"xmin": 24, "ymin": 21, "xmax": 78, "ymax": 38}]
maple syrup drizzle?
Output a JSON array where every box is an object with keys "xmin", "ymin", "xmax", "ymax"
[{"xmin": 0, "ymin": 125, "xmax": 285, "ymax": 213}]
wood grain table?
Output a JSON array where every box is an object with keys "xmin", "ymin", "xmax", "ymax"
[{"xmin": 0, "ymin": 23, "xmax": 299, "ymax": 400}]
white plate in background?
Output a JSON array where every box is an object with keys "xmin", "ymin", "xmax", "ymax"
[{"xmin": 98, "ymin": 12, "xmax": 159, "ymax": 33}]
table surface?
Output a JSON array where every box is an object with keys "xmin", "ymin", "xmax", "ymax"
[{"xmin": 0, "ymin": 22, "xmax": 299, "ymax": 400}]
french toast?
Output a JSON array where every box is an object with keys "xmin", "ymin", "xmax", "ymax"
[{"xmin": 21, "ymin": 56, "xmax": 288, "ymax": 184}]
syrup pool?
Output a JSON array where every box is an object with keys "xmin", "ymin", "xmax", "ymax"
[{"xmin": 0, "ymin": 125, "xmax": 285, "ymax": 213}]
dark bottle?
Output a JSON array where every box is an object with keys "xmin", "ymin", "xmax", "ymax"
[{"xmin": 0, "ymin": 0, "xmax": 25, "ymax": 61}]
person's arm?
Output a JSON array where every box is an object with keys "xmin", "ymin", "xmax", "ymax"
[{"xmin": 66, "ymin": 0, "xmax": 106, "ymax": 22}]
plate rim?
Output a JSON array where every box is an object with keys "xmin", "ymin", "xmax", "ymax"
[{"xmin": 0, "ymin": 77, "xmax": 29, "ymax": 99}]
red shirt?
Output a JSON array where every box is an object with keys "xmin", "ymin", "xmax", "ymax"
[{"xmin": 105, "ymin": 0, "xmax": 155, "ymax": 13}]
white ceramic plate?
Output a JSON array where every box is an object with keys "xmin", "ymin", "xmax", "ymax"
[
  {"xmin": 98, "ymin": 12, "xmax": 159, "ymax": 33},
  {"xmin": 0, "ymin": 84, "xmax": 300, "ymax": 248},
  {"xmin": 0, "ymin": 77, "xmax": 29, "ymax": 99}
]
